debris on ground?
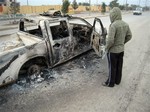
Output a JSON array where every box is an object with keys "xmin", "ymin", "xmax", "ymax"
[
  {"xmin": 0, "ymin": 96, "xmax": 7, "ymax": 106},
  {"xmin": 17, "ymin": 68, "xmax": 59, "ymax": 88}
]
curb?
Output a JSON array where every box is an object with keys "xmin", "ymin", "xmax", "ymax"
[
  {"xmin": 82, "ymin": 11, "xmax": 131, "ymax": 19},
  {"xmin": 0, "ymin": 25, "xmax": 18, "ymax": 31}
]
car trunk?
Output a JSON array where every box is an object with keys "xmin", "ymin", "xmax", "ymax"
[{"xmin": 0, "ymin": 32, "xmax": 42, "ymax": 54}]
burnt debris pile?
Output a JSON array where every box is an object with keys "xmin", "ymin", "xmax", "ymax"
[
  {"xmin": 16, "ymin": 51, "xmax": 102, "ymax": 88},
  {"xmin": 17, "ymin": 69, "xmax": 58, "ymax": 87}
]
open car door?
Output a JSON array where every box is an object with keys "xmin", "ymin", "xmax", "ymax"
[{"xmin": 91, "ymin": 18, "xmax": 107, "ymax": 58}]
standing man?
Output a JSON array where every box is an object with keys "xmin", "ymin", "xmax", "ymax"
[{"xmin": 103, "ymin": 7, "xmax": 132, "ymax": 87}]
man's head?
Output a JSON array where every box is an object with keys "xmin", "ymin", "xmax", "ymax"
[{"xmin": 109, "ymin": 7, "xmax": 122, "ymax": 23}]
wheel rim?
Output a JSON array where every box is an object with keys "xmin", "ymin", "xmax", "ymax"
[{"xmin": 27, "ymin": 64, "xmax": 41, "ymax": 76}]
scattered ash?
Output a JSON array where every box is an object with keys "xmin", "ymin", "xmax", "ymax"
[
  {"xmin": 55, "ymin": 51, "xmax": 101, "ymax": 71},
  {"xmin": 16, "ymin": 51, "xmax": 106, "ymax": 88},
  {"xmin": 0, "ymin": 51, "xmax": 108, "ymax": 109},
  {"xmin": 0, "ymin": 50, "xmax": 107, "ymax": 105},
  {"xmin": 0, "ymin": 96, "xmax": 7, "ymax": 106},
  {"xmin": 17, "ymin": 69, "xmax": 59, "ymax": 88}
]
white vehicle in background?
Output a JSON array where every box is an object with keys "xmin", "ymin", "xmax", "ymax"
[{"xmin": 133, "ymin": 7, "xmax": 143, "ymax": 15}]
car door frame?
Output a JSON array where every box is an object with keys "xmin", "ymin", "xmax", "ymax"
[
  {"xmin": 91, "ymin": 17, "xmax": 107, "ymax": 58},
  {"xmin": 46, "ymin": 18, "xmax": 74, "ymax": 66}
]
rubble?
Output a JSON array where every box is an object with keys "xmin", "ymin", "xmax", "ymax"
[
  {"xmin": 17, "ymin": 68, "xmax": 59, "ymax": 88},
  {"xmin": 0, "ymin": 96, "xmax": 7, "ymax": 106}
]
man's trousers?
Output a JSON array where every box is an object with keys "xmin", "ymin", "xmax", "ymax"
[{"xmin": 107, "ymin": 52, "xmax": 124, "ymax": 86}]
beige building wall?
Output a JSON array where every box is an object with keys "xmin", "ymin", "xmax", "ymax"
[
  {"xmin": 2, "ymin": 5, "xmax": 110, "ymax": 14},
  {"xmin": 70, "ymin": 6, "xmax": 101, "ymax": 12},
  {"xmin": 20, "ymin": 5, "xmax": 61, "ymax": 14},
  {"xmin": 2, "ymin": 6, "xmax": 8, "ymax": 14}
]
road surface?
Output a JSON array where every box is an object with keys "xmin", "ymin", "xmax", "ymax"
[{"xmin": 0, "ymin": 12, "xmax": 150, "ymax": 112}]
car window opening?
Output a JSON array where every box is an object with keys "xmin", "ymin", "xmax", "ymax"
[
  {"xmin": 72, "ymin": 24, "xmax": 92, "ymax": 44},
  {"xmin": 20, "ymin": 21, "xmax": 43, "ymax": 38},
  {"xmin": 50, "ymin": 21, "xmax": 69, "ymax": 40}
]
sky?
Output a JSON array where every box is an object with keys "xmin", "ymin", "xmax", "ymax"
[{"xmin": 17, "ymin": 0, "xmax": 148, "ymax": 6}]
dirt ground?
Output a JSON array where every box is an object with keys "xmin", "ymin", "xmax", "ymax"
[{"xmin": 0, "ymin": 12, "xmax": 150, "ymax": 112}]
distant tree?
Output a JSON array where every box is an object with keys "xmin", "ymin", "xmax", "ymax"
[
  {"xmin": 125, "ymin": 4, "xmax": 130, "ymax": 10},
  {"xmin": 130, "ymin": 4, "xmax": 138, "ymax": 10},
  {"xmin": 78, "ymin": 2, "xmax": 90, "ymax": 6},
  {"xmin": 109, "ymin": 0, "xmax": 119, "ymax": 9},
  {"xmin": 119, "ymin": 5, "xmax": 125, "ymax": 10},
  {"xmin": 49, "ymin": 8, "xmax": 55, "ymax": 10},
  {"xmin": 127, "ymin": 4, "xmax": 134, "ymax": 10},
  {"xmin": 143, "ymin": 6, "xmax": 150, "ymax": 11},
  {"xmin": 82, "ymin": 2, "xmax": 90, "ymax": 6},
  {"xmin": 61, "ymin": 0, "xmax": 70, "ymax": 14},
  {"xmin": 101, "ymin": 2, "xmax": 106, "ymax": 13},
  {"xmin": 72, "ymin": 0, "xmax": 78, "ymax": 11},
  {"xmin": 9, "ymin": 2, "xmax": 20, "ymax": 22},
  {"xmin": 9, "ymin": 2, "xmax": 20, "ymax": 15},
  {"xmin": 79, "ymin": 2, "xmax": 82, "ymax": 6},
  {"xmin": 85, "ymin": 6, "xmax": 90, "ymax": 11}
]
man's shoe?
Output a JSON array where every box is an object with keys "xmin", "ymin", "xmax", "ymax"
[
  {"xmin": 115, "ymin": 82, "xmax": 120, "ymax": 85},
  {"xmin": 108, "ymin": 84, "xmax": 114, "ymax": 87},
  {"xmin": 102, "ymin": 82, "xmax": 114, "ymax": 87},
  {"xmin": 102, "ymin": 82, "xmax": 108, "ymax": 86},
  {"xmin": 115, "ymin": 83, "xmax": 120, "ymax": 85}
]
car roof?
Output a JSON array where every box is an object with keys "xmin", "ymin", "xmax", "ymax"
[
  {"xmin": 22, "ymin": 14, "xmax": 92, "ymax": 27},
  {"xmin": 23, "ymin": 15, "xmax": 67, "ymax": 24}
]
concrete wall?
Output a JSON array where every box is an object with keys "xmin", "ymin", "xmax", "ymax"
[
  {"xmin": 1, "ymin": 5, "xmax": 7, "ymax": 14},
  {"xmin": 1, "ymin": 5, "xmax": 110, "ymax": 14},
  {"xmin": 0, "ymin": 6, "xmax": 3, "ymax": 13},
  {"xmin": 20, "ymin": 5, "xmax": 61, "ymax": 14}
]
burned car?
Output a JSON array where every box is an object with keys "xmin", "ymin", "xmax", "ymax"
[{"xmin": 0, "ymin": 14, "xmax": 107, "ymax": 87}]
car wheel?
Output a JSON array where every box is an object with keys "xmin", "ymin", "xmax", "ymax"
[{"xmin": 27, "ymin": 64, "xmax": 41, "ymax": 76}]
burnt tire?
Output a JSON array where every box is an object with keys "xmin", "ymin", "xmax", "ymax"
[{"xmin": 27, "ymin": 64, "xmax": 41, "ymax": 76}]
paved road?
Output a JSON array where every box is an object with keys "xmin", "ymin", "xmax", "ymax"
[{"xmin": 0, "ymin": 11, "xmax": 150, "ymax": 112}]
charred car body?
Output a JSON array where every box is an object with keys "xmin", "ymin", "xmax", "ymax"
[{"xmin": 0, "ymin": 14, "xmax": 107, "ymax": 87}]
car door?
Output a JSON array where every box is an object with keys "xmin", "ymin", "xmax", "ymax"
[
  {"xmin": 48, "ymin": 19, "xmax": 74, "ymax": 65},
  {"xmin": 91, "ymin": 18, "xmax": 107, "ymax": 58}
]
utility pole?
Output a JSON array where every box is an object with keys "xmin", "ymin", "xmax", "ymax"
[
  {"xmin": 96, "ymin": 0, "xmax": 98, "ymax": 11},
  {"xmin": 96, "ymin": 0, "xmax": 98, "ymax": 5},
  {"xmin": 89, "ymin": 0, "xmax": 91, "ymax": 15},
  {"xmin": 139, "ymin": 0, "xmax": 141, "ymax": 6},
  {"xmin": 125, "ymin": 0, "xmax": 128, "ymax": 11},
  {"xmin": 27, "ymin": 0, "xmax": 29, "ymax": 5},
  {"xmin": 144, "ymin": 0, "xmax": 148, "ymax": 11},
  {"xmin": 145, "ymin": 0, "xmax": 148, "ymax": 7}
]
